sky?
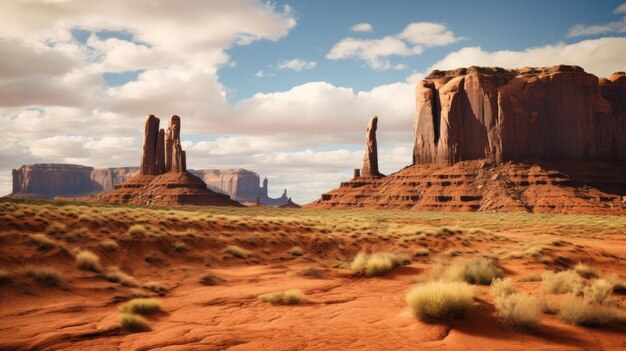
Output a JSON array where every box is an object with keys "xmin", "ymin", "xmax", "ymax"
[{"xmin": 1, "ymin": 0, "xmax": 626, "ymax": 203}]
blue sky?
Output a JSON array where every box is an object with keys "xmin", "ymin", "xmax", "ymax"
[{"xmin": 1, "ymin": 0, "xmax": 626, "ymax": 202}]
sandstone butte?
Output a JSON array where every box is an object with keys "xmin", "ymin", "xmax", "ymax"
[
  {"xmin": 95, "ymin": 115, "xmax": 241, "ymax": 206},
  {"xmin": 311, "ymin": 65, "xmax": 626, "ymax": 214}
]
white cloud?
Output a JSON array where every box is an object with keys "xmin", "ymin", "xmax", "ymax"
[
  {"xmin": 351, "ymin": 23, "xmax": 373, "ymax": 33},
  {"xmin": 256, "ymin": 70, "xmax": 265, "ymax": 77},
  {"xmin": 277, "ymin": 59, "xmax": 317, "ymax": 71},
  {"xmin": 326, "ymin": 22, "xmax": 459, "ymax": 70},
  {"xmin": 419, "ymin": 37, "xmax": 626, "ymax": 79},
  {"xmin": 568, "ymin": 3, "xmax": 626, "ymax": 37}
]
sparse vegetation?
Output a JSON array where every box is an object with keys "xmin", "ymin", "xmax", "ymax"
[
  {"xmin": 119, "ymin": 313, "xmax": 149, "ymax": 332},
  {"xmin": 495, "ymin": 292, "xmax": 541, "ymax": 329},
  {"xmin": 224, "ymin": 245, "xmax": 252, "ymax": 259},
  {"xmin": 491, "ymin": 278, "xmax": 516, "ymax": 298},
  {"xmin": 573, "ymin": 263, "xmax": 597, "ymax": 279},
  {"xmin": 541, "ymin": 270, "xmax": 583, "ymax": 294},
  {"xmin": 583, "ymin": 278, "xmax": 614, "ymax": 304},
  {"xmin": 435, "ymin": 257, "xmax": 503, "ymax": 285},
  {"xmin": 200, "ymin": 272, "xmax": 222, "ymax": 285},
  {"xmin": 299, "ymin": 267, "xmax": 323, "ymax": 278},
  {"xmin": 29, "ymin": 234, "xmax": 55, "ymax": 250},
  {"xmin": 350, "ymin": 252, "xmax": 410, "ymax": 276},
  {"xmin": 174, "ymin": 240, "xmax": 187, "ymax": 252},
  {"xmin": 144, "ymin": 282, "xmax": 167, "ymax": 295},
  {"xmin": 46, "ymin": 222, "xmax": 66, "ymax": 236},
  {"xmin": 258, "ymin": 289, "xmax": 303, "ymax": 305},
  {"xmin": 559, "ymin": 295, "xmax": 624, "ymax": 326},
  {"xmin": 28, "ymin": 267, "xmax": 62, "ymax": 287},
  {"xmin": 76, "ymin": 250, "xmax": 101, "ymax": 272},
  {"xmin": 106, "ymin": 267, "xmax": 138, "ymax": 287},
  {"xmin": 413, "ymin": 247, "xmax": 430, "ymax": 257},
  {"xmin": 405, "ymin": 281, "xmax": 475, "ymax": 323},
  {"xmin": 127, "ymin": 224, "xmax": 146, "ymax": 238},
  {"xmin": 288, "ymin": 246, "xmax": 304, "ymax": 256},
  {"xmin": 122, "ymin": 298, "xmax": 162, "ymax": 314},
  {"xmin": 98, "ymin": 239, "xmax": 118, "ymax": 251}
]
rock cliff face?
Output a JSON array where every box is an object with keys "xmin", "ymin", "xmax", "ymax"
[
  {"xmin": 190, "ymin": 169, "xmax": 288, "ymax": 205},
  {"xmin": 413, "ymin": 65, "xmax": 624, "ymax": 164}
]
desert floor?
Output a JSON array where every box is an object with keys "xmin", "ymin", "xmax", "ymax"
[{"xmin": 0, "ymin": 199, "xmax": 625, "ymax": 350}]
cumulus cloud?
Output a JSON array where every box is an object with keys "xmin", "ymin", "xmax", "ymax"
[
  {"xmin": 351, "ymin": 23, "xmax": 373, "ymax": 33},
  {"xmin": 568, "ymin": 3, "xmax": 626, "ymax": 37},
  {"xmin": 326, "ymin": 22, "xmax": 459, "ymax": 70},
  {"xmin": 277, "ymin": 59, "xmax": 317, "ymax": 71},
  {"xmin": 413, "ymin": 37, "xmax": 626, "ymax": 79}
]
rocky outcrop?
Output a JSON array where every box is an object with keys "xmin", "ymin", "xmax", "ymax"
[
  {"xmin": 413, "ymin": 65, "xmax": 624, "ymax": 164},
  {"xmin": 190, "ymin": 169, "xmax": 288, "ymax": 205},
  {"xmin": 10, "ymin": 164, "xmax": 97, "ymax": 198},
  {"xmin": 96, "ymin": 115, "xmax": 239, "ymax": 207},
  {"xmin": 361, "ymin": 116, "xmax": 383, "ymax": 177},
  {"xmin": 279, "ymin": 197, "xmax": 301, "ymax": 208}
]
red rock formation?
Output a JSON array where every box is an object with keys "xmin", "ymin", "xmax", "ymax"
[
  {"xmin": 155, "ymin": 129, "xmax": 165, "ymax": 174},
  {"xmin": 361, "ymin": 116, "xmax": 383, "ymax": 177},
  {"xmin": 141, "ymin": 115, "xmax": 161, "ymax": 175},
  {"xmin": 413, "ymin": 65, "xmax": 623, "ymax": 164},
  {"xmin": 279, "ymin": 197, "xmax": 301, "ymax": 208},
  {"xmin": 191, "ymin": 169, "xmax": 289, "ymax": 205},
  {"xmin": 599, "ymin": 72, "xmax": 626, "ymax": 160}
]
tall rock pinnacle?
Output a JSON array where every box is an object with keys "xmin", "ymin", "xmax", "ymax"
[
  {"xmin": 168, "ymin": 115, "xmax": 186, "ymax": 173},
  {"xmin": 140, "ymin": 115, "xmax": 160, "ymax": 175},
  {"xmin": 361, "ymin": 115, "xmax": 383, "ymax": 177}
]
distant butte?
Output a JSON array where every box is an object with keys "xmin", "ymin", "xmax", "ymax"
[
  {"xmin": 312, "ymin": 65, "xmax": 626, "ymax": 214},
  {"xmin": 95, "ymin": 115, "xmax": 241, "ymax": 206}
]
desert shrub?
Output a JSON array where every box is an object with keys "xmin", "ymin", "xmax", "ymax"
[
  {"xmin": 143, "ymin": 282, "xmax": 167, "ymax": 295},
  {"xmin": 122, "ymin": 298, "xmax": 162, "ymax": 314},
  {"xmin": 413, "ymin": 247, "xmax": 430, "ymax": 257},
  {"xmin": 224, "ymin": 245, "xmax": 252, "ymax": 259},
  {"xmin": 583, "ymin": 278, "xmax": 613, "ymax": 304},
  {"xmin": 46, "ymin": 222, "xmax": 66, "ymax": 236},
  {"xmin": 28, "ymin": 267, "xmax": 62, "ymax": 287},
  {"xmin": 405, "ymin": 281, "xmax": 475, "ymax": 323},
  {"xmin": 439, "ymin": 257, "xmax": 503, "ymax": 285},
  {"xmin": 76, "ymin": 250, "xmax": 101, "ymax": 272},
  {"xmin": 541, "ymin": 270, "xmax": 583, "ymax": 294},
  {"xmin": 559, "ymin": 295, "xmax": 624, "ymax": 326},
  {"xmin": 258, "ymin": 289, "xmax": 303, "ymax": 305},
  {"xmin": 0, "ymin": 270, "xmax": 11, "ymax": 284},
  {"xmin": 29, "ymin": 234, "xmax": 56, "ymax": 251},
  {"xmin": 174, "ymin": 241, "xmax": 187, "ymax": 252},
  {"xmin": 495, "ymin": 292, "xmax": 541, "ymax": 329},
  {"xmin": 299, "ymin": 267, "xmax": 323, "ymax": 278},
  {"xmin": 540, "ymin": 298, "xmax": 559, "ymax": 315},
  {"xmin": 119, "ymin": 313, "xmax": 149, "ymax": 332},
  {"xmin": 491, "ymin": 278, "xmax": 517, "ymax": 298},
  {"xmin": 98, "ymin": 239, "xmax": 118, "ymax": 251},
  {"xmin": 288, "ymin": 246, "xmax": 304, "ymax": 256},
  {"xmin": 573, "ymin": 263, "xmax": 597, "ymax": 279},
  {"xmin": 350, "ymin": 252, "xmax": 410, "ymax": 277},
  {"xmin": 127, "ymin": 225, "xmax": 146, "ymax": 238},
  {"xmin": 199, "ymin": 272, "xmax": 223, "ymax": 285},
  {"xmin": 106, "ymin": 268, "xmax": 138, "ymax": 287}
]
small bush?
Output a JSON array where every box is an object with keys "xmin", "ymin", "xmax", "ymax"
[
  {"xmin": 122, "ymin": 298, "xmax": 162, "ymax": 314},
  {"xmin": 46, "ymin": 222, "xmax": 66, "ymax": 236},
  {"xmin": 288, "ymin": 246, "xmax": 304, "ymax": 256},
  {"xmin": 405, "ymin": 281, "xmax": 475, "ymax": 323},
  {"xmin": 174, "ymin": 241, "xmax": 187, "ymax": 252},
  {"xmin": 491, "ymin": 278, "xmax": 516, "ymax": 298},
  {"xmin": 495, "ymin": 292, "xmax": 541, "ymax": 329},
  {"xmin": 199, "ymin": 272, "xmax": 223, "ymax": 285},
  {"xmin": 30, "ymin": 234, "xmax": 55, "ymax": 250},
  {"xmin": 224, "ymin": 245, "xmax": 252, "ymax": 259},
  {"xmin": 413, "ymin": 248, "xmax": 430, "ymax": 257},
  {"xmin": 350, "ymin": 252, "xmax": 410, "ymax": 277},
  {"xmin": 559, "ymin": 295, "xmax": 624, "ymax": 326},
  {"xmin": 299, "ymin": 267, "xmax": 323, "ymax": 278},
  {"xmin": 106, "ymin": 268, "xmax": 138, "ymax": 287},
  {"xmin": 144, "ymin": 282, "xmax": 167, "ymax": 295},
  {"xmin": 573, "ymin": 263, "xmax": 597, "ymax": 279},
  {"xmin": 127, "ymin": 225, "xmax": 146, "ymax": 238},
  {"xmin": 540, "ymin": 298, "xmax": 559, "ymax": 315},
  {"xmin": 541, "ymin": 270, "xmax": 583, "ymax": 294},
  {"xmin": 76, "ymin": 250, "xmax": 101, "ymax": 272},
  {"xmin": 28, "ymin": 267, "xmax": 62, "ymax": 287},
  {"xmin": 98, "ymin": 239, "xmax": 118, "ymax": 252},
  {"xmin": 119, "ymin": 313, "xmax": 149, "ymax": 332},
  {"xmin": 583, "ymin": 279, "xmax": 613, "ymax": 304},
  {"xmin": 259, "ymin": 289, "xmax": 303, "ymax": 305},
  {"xmin": 439, "ymin": 257, "xmax": 503, "ymax": 285}
]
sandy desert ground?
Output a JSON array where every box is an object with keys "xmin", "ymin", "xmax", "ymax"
[{"xmin": 0, "ymin": 199, "xmax": 625, "ymax": 350}]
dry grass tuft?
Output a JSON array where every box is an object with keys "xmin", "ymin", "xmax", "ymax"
[
  {"xmin": 491, "ymin": 278, "xmax": 517, "ymax": 298},
  {"xmin": 541, "ymin": 270, "xmax": 583, "ymax": 294},
  {"xmin": 413, "ymin": 247, "xmax": 430, "ymax": 257},
  {"xmin": 583, "ymin": 278, "xmax": 614, "ymax": 304},
  {"xmin": 28, "ymin": 267, "xmax": 62, "ymax": 287},
  {"xmin": 121, "ymin": 298, "xmax": 162, "ymax": 314},
  {"xmin": 119, "ymin": 313, "xmax": 149, "ymax": 332},
  {"xmin": 288, "ymin": 246, "xmax": 304, "ymax": 256},
  {"xmin": 46, "ymin": 222, "xmax": 66, "ymax": 236},
  {"xmin": 76, "ymin": 250, "xmax": 101, "ymax": 272},
  {"xmin": 98, "ymin": 239, "xmax": 118, "ymax": 252},
  {"xmin": 573, "ymin": 263, "xmax": 598, "ymax": 279},
  {"xmin": 199, "ymin": 272, "xmax": 223, "ymax": 286},
  {"xmin": 127, "ymin": 225, "xmax": 146, "ymax": 238},
  {"xmin": 559, "ymin": 295, "xmax": 625, "ymax": 326},
  {"xmin": 224, "ymin": 245, "xmax": 252, "ymax": 259},
  {"xmin": 405, "ymin": 281, "xmax": 475, "ymax": 323},
  {"xmin": 106, "ymin": 268, "xmax": 138, "ymax": 287},
  {"xmin": 299, "ymin": 267, "xmax": 323, "ymax": 278},
  {"xmin": 258, "ymin": 289, "xmax": 304, "ymax": 305},
  {"xmin": 174, "ymin": 241, "xmax": 187, "ymax": 252},
  {"xmin": 495, "ymin": 292, "xmax": 541, "ymax": 329},
  {"xmin": 435, "ymin": 257, "xmax": 503, "ymax": 285},
  {"xmin": 143, "ymin": 282, "xmax": 167, "ymax": 295},
  {"xmin": 350, "ymin": 252, "xmax": 410, "ymax": 277},
  {"xmin": 30, "ymin": 234, "xmax": 55, "ymax": 250}
]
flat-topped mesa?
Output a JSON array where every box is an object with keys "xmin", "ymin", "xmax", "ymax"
[
  {"xmin": 413, "ymin": 64, "xmax": 625, "ymax": 165},
  {"xmin": 361, "ymin": 116, "xmax": 383, "ymax": 177}
]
